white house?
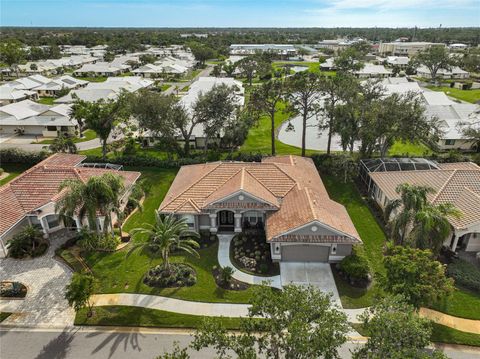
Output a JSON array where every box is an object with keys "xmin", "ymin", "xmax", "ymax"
[
  {"xmin": 416, "ymin": 65, "xmax": 470, "ymax": 79},
  {"xmin": 386, "ymin": 56, "xmax": 410, "ymax": 68},
  {"xmin": 73, "ymin": 62, "xmax": 128, "ymax": 77},
  {"xmin": 34, "ymin": 75, "xmax": 89, "ymax": 97},
  {"xmin": 355, "ymin": 64, "xmax": 392, "ymax": 78},
  {"xmin": 0, "ymin": 87, "xmax": 38, "ymax": 106},
  {"xmin": 0, "ymin": 100, "xmax": 78, "ymax": 137}
]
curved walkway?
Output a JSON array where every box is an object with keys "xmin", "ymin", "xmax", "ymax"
[
  {"xmin": 217, "ymin": 234, "xmax": 282, "ymax": 289},
  {"xmin": 420, "ymin": 308, "xmax": 480, "ymax": 335}
]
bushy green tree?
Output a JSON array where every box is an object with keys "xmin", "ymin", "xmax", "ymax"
[
  {"xmin": 414, "ymin": 45, "xmax": 452, "ymax": 82},
  {"xmin": 49, "ymin": 134, "xmax": 78, "ymax": 154},
  {"xmin": 353, "ymin": 295, "xmax": 448, "ymax": 359},
  {"xmin": 381, "ymin": 245, "xmax": 454, "ymax": 308}
]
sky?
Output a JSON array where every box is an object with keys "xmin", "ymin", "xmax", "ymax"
[{"xmin": 1, "ymin": 0, "xmax": 479, "ymax": 28}]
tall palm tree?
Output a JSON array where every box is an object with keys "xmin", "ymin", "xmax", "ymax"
[
  {"xmin": 387, "ymin": 183, "xmax": 435, "ymax": 245},
  {"xmin": 49, "ymin": 135, "xmax": 78, "ymax": 154},
  {"xmin": 128, "ymin": 212, "xmax": 200, "ymax": 272},
  {"xmin": 56, "ymin": 173, "xmax": 124, "ymax": 234},
  {"xmin": 387, "ymin": 183, "xmax": 461, "ymax": 254},
  {"xmin": 411, "ymin": 202, "xmax": 461, "ymax": 255}
]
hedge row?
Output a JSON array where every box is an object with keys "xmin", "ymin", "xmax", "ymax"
[
  {"xmin": 447, "ymin": 258, "xmax": 480, "ymax": 292},
  {"xmin": 0, "ymin": 148, "xmax": 48, "ymax": 164}
]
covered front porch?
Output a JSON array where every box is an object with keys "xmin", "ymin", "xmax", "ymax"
[{"xmin": 209, "ymin": 210, "xmax": 265, "ymax": 234}]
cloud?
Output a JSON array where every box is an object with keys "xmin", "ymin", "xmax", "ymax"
[{"xmin": 315, "ymin": 0, "xmax": 477, "ymax": 11}]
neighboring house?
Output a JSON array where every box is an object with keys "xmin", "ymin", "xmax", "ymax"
[
  {"xmin": 3, "ymin": 74, "xmax": 50, "ymax": 91},
  {"xmin": 229, "ymin": 44, "xmax": 298, "ymax": 57},
  {"xmin": 132, "ymin": 63, "xmax": 188, "ymax": 77},
  {"xmin": 362, "ymin": 158, "xmax": 480, "ymax": 253},
  {"xmin": 0, "ymin": 154, "xmax": 140, "ymax": 257},
  {"xmin": 355, "ymin": 64, "xmax": 392, "ymax": 78},
  {"xmin": 426, "ymin": 104, "xmax": 480, "ymax": 151},
  {"xmin": 319, "ymin": 58, "xmax": 336, "ymax": 71},
  {"xmin": 378, "ymin": 42, "xmax": 446, "ymax": 57},
  {"xmin": 34, "ymin": 75, "xmax": 89, "ymax": 97},
  {"xmin": 18, "ymin": 61, "xmax": 59, "ymax": 76},
  {"xmin": 73, "ymin": 62, "xmax": 128, "ymax": 77},
  {"xmin": 416, "ymin": 65, "xmax": 470, "ymax": 79},
  {"xmin": 0, "ymin": 86, "xmax": 38, "ymax": 106},
  {"xmin": 385, "ymin": 56, "xmax": 410, "ymax": 68},
  {"xmin": 55, "ymin": 76, "xmax": 153, "ymax": 104},
  {"xmin": 0, "ymin": 99, "xmax": 78, "ymax": 137},
  {"xmin": 159, "ymin": 155, "xmax": 361, "ymax": 263}
]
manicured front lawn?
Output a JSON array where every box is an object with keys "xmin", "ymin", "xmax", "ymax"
[
  {"xmin": 75, "ymin": 306, "xmax": 242, "ymax": 329},
  {"xmin": 0, "ymin": 163, "xmax": 32, "ymax": 186},
  {"xmin": 426, "ymin": 86, "xmax": 480, "ymax": 104},
  {"xmin": 431, "ymin": 323, "xmax": 480, "ymax": 347},
  {"xmin": 81, "ymin": 166, "xmax": 257, "ymax": 303},
  {"xmin": 322, "ymin": 176, "xmax": 385, "ymax": 308},
  {"xmin": 73, "ymin": 76, "xmax": 107, "ymax": 83}
]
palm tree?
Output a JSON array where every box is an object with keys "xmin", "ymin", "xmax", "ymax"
[
  {"xmin": 387, "ymin": 183, "xmax": 461, "ymax": 254},
  {"xmin": 128, "ymin": 212, "xmax": 200, "ymax": 272},
  {"xmin": 56, "ymin": 173, "xmax": 124, "ymax": 234},
  {"xmin": 410, "ymin": 202, "xmax": 461, "ymax": 255},
  {"xmin": 387, "ymin": 183, "xmax": 435, "ymax": 245},
  {"xmin": 49, "ymin": 135, "xmax": 78, "ymax": 154}
]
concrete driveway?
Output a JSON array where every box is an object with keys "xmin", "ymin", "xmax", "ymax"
[{"xmin": 280, "ymin": 262, "xmax": 341, "ymax": 306}]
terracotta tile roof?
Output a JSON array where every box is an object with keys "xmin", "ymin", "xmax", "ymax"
[
  {"xmin": 0, "ymin": 154, "xmax": 140, "ymax": 237},
  {"xmin": 437, "ymin": 162, "xmax": 480, "ymax": 171},
  {"xmin": 160, "ymin": 156, "xmax": 360, "ymax": 243},
  {"xmin": 369, "ymin": 163, "xmax": 480, "ymax": 230}
]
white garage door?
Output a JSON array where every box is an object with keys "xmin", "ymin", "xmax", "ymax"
[{"xmin": 281, "ymin": 244, "xmax": 330, "ymax": 262}]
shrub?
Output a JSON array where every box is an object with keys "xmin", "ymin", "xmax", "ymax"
[
  {"xmin": 0, "ymin": 281, "xmax": 27, "ymax": 298},
  {"xmin": 78, "ymin": 230, "xmax": 120, "ymax": 252},
  {"xmin": 258, "ymin": 263, "xmax": 269, "ymax": 274},
  {"xmin": 144, "ymin": 263, "xmax": 197, "ymax": 288},
  {"xmin": 337, "ymin": 245, "xmax": 371, "ymax": 287},
  {"xmin": 0, "ymin": 148, "xmax": 48, "ymax": 164},
  {"xmin": 6, "ymin": 225, "xmax": 47, "ymax": 259},
  {"xmin": 446, "ymin": 258, "xmax": 480, "ymax": 292},
  {"xmin": 220, "ymin": 266, "xmax": 235, "ymax": 285},
  {"xmin": 0, "ymin": 167, "xmax": 4, "ymax": 175},
  {"xmin": 311, "ymin": 153, "xmax": 358, "ymax": 182}
]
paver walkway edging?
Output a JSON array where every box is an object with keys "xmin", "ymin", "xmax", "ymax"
[{"xmin": 217, "ymin": 234, "xmax": 282, "ymax": 289}]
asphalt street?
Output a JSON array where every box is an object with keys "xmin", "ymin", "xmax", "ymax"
[{"xmin": 1, "ymin": 327, "xmax": 479, "ymax": 359}]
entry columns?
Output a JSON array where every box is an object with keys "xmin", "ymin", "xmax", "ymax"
[
  {"xmin": 234, "ymin": 213, "xmax": 242, "ymax": 233},
  {"xmin": 209, "ymin": 213, "xmax": 218, "ymax": 233}
]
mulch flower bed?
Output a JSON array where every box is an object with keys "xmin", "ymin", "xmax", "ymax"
[
  {"xmin": 212, "ymin": 266, "xmax": 250, "ymax": 291},
  {"xmin": 230, "ymin": 230, "xmax": 280, "ymax": 276},
  {"xmin": 0, "ymin": 281, "xmax": 27, "ymax": 298}
]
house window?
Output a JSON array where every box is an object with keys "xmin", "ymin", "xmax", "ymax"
[
  {"xmin": 181, "ymin": 214, "xmax": 195, "ymax": 229},
  {"xmin": 60, "ymin": 126, "xmax": 69, "ymax": 131},
  {"xmin": 445, "ymin": 139, "xmax": 456, "ymax": 146},
  {"xmin": 46, "ymin": 126, "xmax": 57, "ymax": 131},
  {"xmin": 45, "ymin": 214, "xmax": 60, "ymax": 229},
  {"xmin": 244, "ymin": 211, "xmax": 262, "ymax": 225},
  {"xmin": 331, "ymin": 244, "xmax": 337, "ymax": 255}
]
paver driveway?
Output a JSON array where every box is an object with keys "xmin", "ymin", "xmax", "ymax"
[
  {"xmin": 0, "ymin": 231, "xmax": 76, "ymax": 328},
  {"xmin": 280, "ymin": 262, "xmax": 342, "ymax": 306}
]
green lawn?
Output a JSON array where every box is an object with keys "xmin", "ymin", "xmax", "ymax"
[
  {"xmin": 0, "ymin": 312, "xmax": 12, "ymax": 323},
  {"xmin": 272, "ymin": 61, "xmax": 336, "ymax": 77},
  {"xmin": 426, "ymin": 86, "xmax": 480, "ymax": 104},
  {"xmin": 75, "ymin": 306, "xmax": 242, "ymax": 329},
  {"xmin": 322, "ymin": 176, "xmax": 385, "ymax": 308},
  {"xmin": 0, "ymin": 163, "xmax": 32, "ymax": 186},
  {"xmin": 430, "ymin": 287, "xmax": 480, "ymax": 321},
  {"xmin": 240, "ymin": 101, "xmax": 320, "ymax": 156},
  {"xmin": 431, "ymin": 323, "xmax": 480, "ymax": 347},
  {"xmin": 37, "ymin": 97, "xmax": 55, "ymax": 105},
  {"xmin": 388, "ymin": 141, "xmax": 433, "ymax": 157},
  {"xmin": 81, "ymin": 167, "xmax": 258, "ymax": 303},
  {"xmin": 35, "ymin": 129, "xmax": 97, "ymax": 145},
  {"xmin": 74, "ymin": 76, "xmax": 107, "ymax": 83},
  {"xmin": 160, "ymin": 84, "xmax": 171, "ymax": 92}
]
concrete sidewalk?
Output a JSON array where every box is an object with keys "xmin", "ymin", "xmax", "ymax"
[
  {"xmin": 217, "ymin": 234, "xmax": 282, "ymax": 289},
  {"xmin": 420, "ymin": 308, "xmax": 480, "ymax": 335},
  {"xmin": 91, "ymin": 293, "xmax": 250, "ymax": 318}
]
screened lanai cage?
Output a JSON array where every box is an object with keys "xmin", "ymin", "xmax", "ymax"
[{"xmin": 359, "ymin": 158, "xmax": 440, "ymax": 192}]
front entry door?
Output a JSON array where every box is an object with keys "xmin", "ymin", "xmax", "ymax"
[{"xmin": 219, "ymin": 210, "xmax": 234, "ymax": 226}]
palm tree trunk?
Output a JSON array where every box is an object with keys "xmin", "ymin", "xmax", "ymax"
[
  {"xmin": 102, "ymin": 139, "xmax": 108, "ymax": 160},
  {"xmin": 271, "ymin": 111, "xmax": 276, "ymax": 156}
]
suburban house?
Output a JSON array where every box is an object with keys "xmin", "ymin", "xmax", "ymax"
[
  {"xmin": 159, "ymin": 156, "xmax": 361, "ymax": 263},
  {"xmin": 0, "ymin": 99, "xmax": 78, "ymax": 137},
  {"xmin": 355, "ymin": 64, "xmax": 392, "ymax": 78},
  {"xmin": 0, "ymin": 154, "xmax": 141, "ymax": 258},
  {"xmin": 416, "ymin": 65, "xmax": 470, "ymax": 79},
  {"xmin": 73, "ymin": 62, "xmax": 128, "ymax": 77},
  {"xmin": 0, "ymin": 86, "xmax": 38, "ymax": 106},
  {"xmin": 361, "ymin": 158, "xmax": 480, "ymax": 253},
  {"xmin": 427, "ymin": 104, "xmax": 480, "ymax": 151},
  {"xmin": 132, "ymin": 63, "xmax": 188, "ymax": 77},
  {"xmin": 320, "ymin": 58, "xmax": 336, "ymax": 71},
  {"xmin": 33, "ymin": 75, "xmax": 89, "ymax": 97},
  {"xmin": 55, "ymin": 76, "xmax": 153, "ymax": 104},
  {"xmin": 385, "ymin": 56, "xmax": 410, "ymax": 68},
  {"xmin": 3, "ymin": 74, "xmax": 50, "ymax": 91},
  {"xmin": 229, "ymin": 44, "xmax": 298, "ymax": 58}
]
